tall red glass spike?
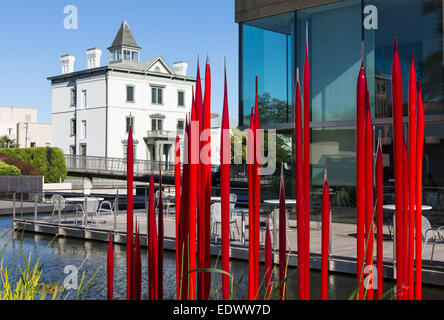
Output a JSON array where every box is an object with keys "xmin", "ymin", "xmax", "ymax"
[
  {"xmin": 158, "ymin": 167, "xmax": 164, "ymax": 300},
  {"xmin": 202, "ymin": 56, "xmax": 212, "ymax": 300},
  {"xmin": 408, "ymin": 54, "xmax": 417, "ymax": 300},
  {"xmin": 303, "ymin": 42, "xmax": 311, "ymax": 295},
  {"xmin": 321, "ymin": 170, "xmax": 330, "ymax": 300},
  {"xmin": 220, "ymin": 63, "xmax": 231, "ymax": 300},
  {"xmin": 356, "ymin": 65, "xmax": 366, "ymax": 300},
  {"xmin": 279, "ymin": 163, "xmax": 287, "ymax": 300},
  {"xmin": 195, "ymin": 60, "xmax": 203, "ymax": 300},
  {"xmin": 189, "ymin": 88, "xmax": 199, "ymax": 300},
  {"xmin": 107, "ymin": 234, "xmax": 114, "ymax": 300},
  {"xmin": 253, "ymin": 77, "xmax": 261, "ymax": 298},
  {"xmin": 392, "ymin": 39, "xmax": 405, "ymax": 300},
  {"xmin": 265, "ymin": 220, "xmax": 273, "ymax": 300},
  {"xmin": 133, "ymin": 224, "xmax": 141, "ymax": 300},
  {"xmin": 126, "ymin": 128, "xmax": 134, "ymax": 300},
  {"xmin": 248, "ymin": 107, "xmax": 255, "ymax": 300},
  {"xmin": 175, "ymin": 134, "xmax": 181, "ymax": 299},
  {"xmin": 295, "ymin": 77, "xmax": 308, "ymax": 300},
  {"xmin": 376, "ymin": 140, "xmax": 384, "ymax": 299},
  {"xmin": 365, "ymin": 91, "xmax": 374, "ymax": 300},
  {"xmin": 148, "ymin": 175, "xmax": 158, "ymax": 300},
  {"xmin": 416, "ymin": 80, "xmax": 425, "ymax": 300},
  {"xmin": 403, "ymin": 143, "xmax": 409, "ymax": 299}
]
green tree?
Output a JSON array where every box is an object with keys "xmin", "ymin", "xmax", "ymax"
[{"xmin": 0, "ymin": 136, "xmax": 18, "ymax": 148}]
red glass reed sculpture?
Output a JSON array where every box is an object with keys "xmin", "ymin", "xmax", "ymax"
[
  {"xmin": 248, "ymin": 107, "xmax": 256, "ymax": 300},
  {"xmin": 220, "ymin": 64, "xmax": 231, "ymax": 300},
  {"xmin": 376, "ymin": 140, "xmax": 383, "ymax": 299},
  {"xmin": 365, "ymin": 92, "xmax": 374, "ymax": 300},
  {"xmin": 416, "ymin": 80, "xmax": 425, "ymax": 300},
  {"xmin": 195, "ymin": 61, "xmax": 203, "ymax": 300},
  {"xmin": 148, "ymin": 175, "xmax": 158, "ymax": 300},
  {"xmin": 202, "ymin": 57, "xmax": 212, "ymax": 300},
  {"xmin": 126, "ymin": 128, "xmax": 134, "ymax": 300},
  {"xmin": 253, "ymin": 77, "xmax": 261, "ymax": 298},
  {"xmin": 279, "ymin": 163, "xmax": 287, "ymax": 300},
  {"xmin": 402, "ymin": 143, "xmax": 409, "ymax": 299},
  {"xmin": 408, "ymin": 54, "xmax": 417, "ymax": 300},
  {"xmin": 265, "ymin": 220, "xmax": 273, "ymax": 300},
  {"xmin": 321, "ymin": 170, "xmax": 330, "ymax": 300},
  {"xmin": 356, "ymin": 64, "xmax": 367, "ymax": 300},
  {"xmin": 303, "ymin": 42, "xmax": 311, "ymax": 294},
  {"xmin": 133, "ymin": 224, "xmax": 141, "ymax": 300},
  {"xmin": 175, "ymin": 134, "xmax": 181, "ymax": 298},
  {"xmin": 295, "ymin": 77, "xmax": 308, "ymax": 300},
  {"xmin": 107, "ymin": 234, "xmax": 113, "ymax": 300},
  {"xmin": 179, "ymin": 115, "xmax": 191, "ymax": 300},
  {"xmin": 392, "ymin": 39, "xmax": 405, "ymax": 300},
  {"xmin": 158, "ymin": 168, "xmax": 164, "ymax": 300},
  {"xmin": 189, "ymin": 90, "xmax": 199, "ymax": 300}
]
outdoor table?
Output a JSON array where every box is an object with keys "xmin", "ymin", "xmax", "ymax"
[
  {"xmin": 65, "ymin": 197, "xmax": 105, "ymax": 226},
  {"xmin": 382, "ymin": 204, "xmax": 432, "ymax": 238}
]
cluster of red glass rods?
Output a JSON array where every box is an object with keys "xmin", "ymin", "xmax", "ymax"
[
  {"xmin": 355, "ymin": 39, "xmax": 425, "ymax": 300},
  {"xmin": 105, "ymin": 37, "xmax": 424, "ymax": 301}
]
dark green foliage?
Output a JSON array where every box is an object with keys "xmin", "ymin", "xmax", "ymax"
[
  {"xmin": 0, "ymin": 160, "xmax": 20, "ymax": 176},
  {"xmin": 0, "ymin": 148, "xmax": 67, "ymax": 183}
]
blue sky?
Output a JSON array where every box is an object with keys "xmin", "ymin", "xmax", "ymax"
[{"xmin": 0, "ymin": 0, "xmax": 238, "ymax": 124}]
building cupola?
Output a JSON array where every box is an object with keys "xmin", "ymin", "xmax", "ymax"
[{"xmin": 108, "ymin": 20, "xmax": 141, "ymax": 64}]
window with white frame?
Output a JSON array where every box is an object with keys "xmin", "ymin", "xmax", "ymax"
[
  {"xmin": 151, "ymin": 86, "xmax": 163, "ymax": 105},
  {"xmin": 70, "ymin": 118, "xmax": 76, "ymax": 136},
  {"xmin": 151, "ymin": 119, "xmax": 163, "ymax": 131},
  {"xmin": 70, "ymin": 88, "xmax": 77, "ymax": 107},
  {"xmin": 177, "ymin": 119, "xmax": 185, "ymax": 134},
  {"xmin": 127, "ymin": 85, "xmax": 135, "ymax": 103},
  {"xmin": 126, "ymin": 115, "xmax": 135, "ymax": 133},
  {"xmin": 80, "ymin": 120, "xmax": 87, "ymax": 140},
  {"xmin": 81, "ymin": 90, "xmax": 87, "ymax": 109},
  {"xmin": 178, "ymin": 90, "xmax": 185, "ymax": 107}
]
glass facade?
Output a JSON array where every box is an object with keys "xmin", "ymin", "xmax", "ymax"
[
  {"xmin": 240, "ymin": 12, "xmax": 295, "ymax": 126},
  {"xmin": 240, "ymin": 0, "xmax": 444, "ymax": 216}
]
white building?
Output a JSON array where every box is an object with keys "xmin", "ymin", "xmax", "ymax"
[
  {"xmin": 48, "ymin": 20, "xmax": 196, "ymax": 162},
  {"xmin": 0, "ymin": 106, "xmax": 52, "ymax": 148}
]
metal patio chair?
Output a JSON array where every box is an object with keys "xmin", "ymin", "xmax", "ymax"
[
  {"xmin": 260, "ymin": 208, "xmax": 296, "ymax": 252},
  {"xmin": 156, "ymin": 190, "xmax": 174, "ymax": 216},
  {"xmin": 210, "ymin": 202, "xmax": 240, "ymax": 242},
  {"xmin": 422, "ymin": 215, "xmax": 444, "ymax": 261}
]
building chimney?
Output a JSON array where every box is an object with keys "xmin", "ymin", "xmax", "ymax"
[
  {"xmin": 86, "ymin": 48, "xmax": 102, "ymax": 69},
  {"xmin": 61, "ymin": 54, "xmax": 75, "ymax": 74},
  {"xmin": 173, "ymin": 62, "xmax": 188, "ymax": 76}
]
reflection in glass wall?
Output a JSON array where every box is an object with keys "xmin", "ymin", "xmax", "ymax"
[
  {"xmin": 296, "ymin": 0, "xmax": 364, "ymax": 122},
  {"xmin": 241, "ymin": 13, "xmax": 294, "ymax": 127},
  {"xmin": 370, "ymin": 0, "xmax": 444, "ymax": 117},
  {"xmin": 375, "ymin": 122, "xmax": 444, "ymax": 214},
  {"xmin": 311, "ymin": 127, "xmax": 356, "ymax": 207}
]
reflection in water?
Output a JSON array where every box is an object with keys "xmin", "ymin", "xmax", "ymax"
[{"xmin": 1, "ymin": 217, "xmax": 444, "ymax": 299}]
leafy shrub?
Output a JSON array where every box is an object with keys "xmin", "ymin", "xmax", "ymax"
[
  {"xmin": 0, "ymin": 153, "xmax": 42, "ymax": 176},
  {"xmin": 0, "ymin": 160, "xmax": 20, "ymax": 176},
  {"xmin": 0, "ymin": 148, "xmax": 67, "ymax": 183}
]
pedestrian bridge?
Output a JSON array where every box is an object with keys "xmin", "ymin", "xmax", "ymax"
[
  {"xmin": 64, "ymin": 155, "xmax": 252, "ymax": 186},
  {"xmin": 65, "ymin": 155, "xmax": 181, "ymax": 183}
]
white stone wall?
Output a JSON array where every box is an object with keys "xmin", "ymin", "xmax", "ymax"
[{"xmin": 16, "ymin": 123, "xmax": 52, "ymax": 148}]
